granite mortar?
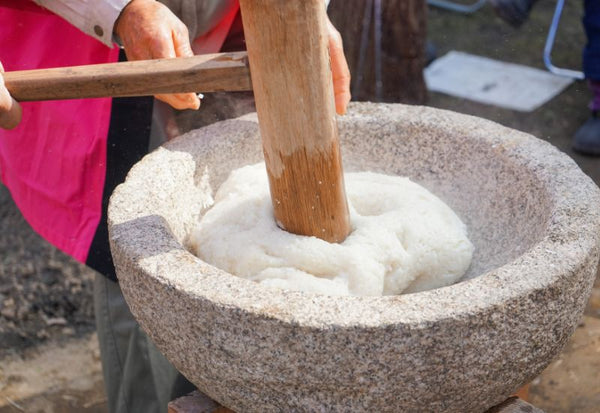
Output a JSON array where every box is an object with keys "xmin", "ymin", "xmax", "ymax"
[{"xmin": 108, "ymin": 103, "xmax": 600, "ymax": 412}]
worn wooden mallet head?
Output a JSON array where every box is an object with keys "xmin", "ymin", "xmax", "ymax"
[
  {"xmin": 239, "ymin": 0, "xmax": 351, "ymax": 243},
  {"xmin": 4, "ymin": 0, "xmax": 351, "ymax": 243}
]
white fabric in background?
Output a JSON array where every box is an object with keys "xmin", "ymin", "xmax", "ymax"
[{"xmin": 425, "ymin": 51, "xmax": 574, "ymax": 112}]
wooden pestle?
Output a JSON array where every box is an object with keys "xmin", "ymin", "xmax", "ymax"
[{"xmin": 239, "ymin": 0, "xmax": 351, "ymax": 243}]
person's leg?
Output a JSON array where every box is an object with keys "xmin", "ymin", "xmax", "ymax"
[
  {"xmin": 582, "ymin": 0, "xmax": 600, "ymax": 80},
  {"xmin": 94, "ymin": 274, "xmax": 196, "ymax": 413},
  {"xmin": 573, "ymin": 0, "xmax": 600, "ymax": 155},
  {"xmin": 89, "ymin": 49, "xmax": 197, "ymax": 412},
  {"xmin": 146, "ymin": 336, "xmax": 198, "ymax": 406},
  {"xmin": 94, "ymin": 273, "xmax": 152, "ymax": 413}
]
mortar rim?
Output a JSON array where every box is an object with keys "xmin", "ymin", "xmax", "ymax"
[{"xmin": 108, "ymin": 103, "xmax": 600, "ymax": 328}]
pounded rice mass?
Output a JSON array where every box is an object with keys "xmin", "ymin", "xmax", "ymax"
[{"xmin": 190, "ymin": 163, "xmax": 473, "ymax": 296}]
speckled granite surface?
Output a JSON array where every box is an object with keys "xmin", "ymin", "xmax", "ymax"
[{"xmin": 108, "ymin": 103, "xmax": 600, "ymax": 412}]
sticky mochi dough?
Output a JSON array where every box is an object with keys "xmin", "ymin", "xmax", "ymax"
[{"xmin": 190, "ymin": 163, "xmax": 474, "ymax": 296}]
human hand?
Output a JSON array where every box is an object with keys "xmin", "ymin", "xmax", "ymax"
[
  {"xmin": 326, "ymin": 18, "xmax": 351, "ymax": 115},
  {"xmin": 0, "ymin": 62, "xmax": 22, "ymax": 130},
  {"xmin": 114, "ymin": 0, "xmax": 200, "ymax": 110}
]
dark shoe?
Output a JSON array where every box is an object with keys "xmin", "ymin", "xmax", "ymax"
[
  {"xmin": 489, "ymin": 0, "xmax": 537, "ymax": 28},
  {"xmin": 573, "ymin": 113, "xmax": 600, "ymax": 156}
]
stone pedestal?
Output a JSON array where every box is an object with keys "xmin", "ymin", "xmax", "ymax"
[{"xmin": 168, "ymin": 392, "xmax": 544, "ymax": 413}]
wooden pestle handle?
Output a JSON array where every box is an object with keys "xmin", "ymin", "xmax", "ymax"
[
  {"xmin": 3, "ymin": 52, "xmax": 252, "ymax": 102},
  {"xmin": 239, "ymin": 0, "xmax": 351, "ymax": 243}
]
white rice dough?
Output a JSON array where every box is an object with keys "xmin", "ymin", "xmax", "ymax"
[{"xmin": 190, "ymin": 163, "xmax": 474, "ymax": 296}]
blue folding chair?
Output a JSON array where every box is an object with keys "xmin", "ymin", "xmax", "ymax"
[
  {"xmin": 427, "ymin": 0, "xmax": 487, "ymax": 14},
  {"xmin": 544, "ymin": 0, "xmax": 585, "ymax": 79},
  {"xmin": 428, "ymin": 0, "xmax": 585, "ymax": 79}
]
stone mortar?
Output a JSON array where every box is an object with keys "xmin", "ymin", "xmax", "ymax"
[{"xmin": 108, "ymin": 103, "xmax": 600, "ymax": 412}]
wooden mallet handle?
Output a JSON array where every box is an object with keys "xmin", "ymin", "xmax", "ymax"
[
  {"xmin": 239, "ymin": 0, "xmax": 351, "ymax": 243},
  {"xmin": 3, "ymin": 52, "xmax": 251, "ymax": 102}
]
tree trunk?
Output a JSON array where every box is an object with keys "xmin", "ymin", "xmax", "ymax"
[{"xmin": 328, "ymin": 0, "xmax": 427, "ymax": 104}]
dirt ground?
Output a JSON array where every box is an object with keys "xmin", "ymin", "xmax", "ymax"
[{"xmin": 1, "ymin": 1, "xmax": 599, "ymax": 412}]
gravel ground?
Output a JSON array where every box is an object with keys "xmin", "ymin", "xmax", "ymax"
[
  {"xmin": 0, "ymin": 184, "xmax": 97, "ymax": 359},
  {"xmin": 0, "ymin": 185, "xmax": 94, "ymax": 359}
]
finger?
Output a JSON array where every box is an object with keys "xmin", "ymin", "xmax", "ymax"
[
  {"xmin": 172, "ymin": 23, "xmax": 194, "ymax": 58},
  {"xmin": 327, "ymin": 22, "xmax": 351, "ymax": 115},
  {"xmin": 0, "ymin": 99, "xmax": 22, "ymax": 130},
  {"xmin": 334, "ymin": 90, "xmax": 351, "ymax": 116},
  {"xmin": 0, "ymin": 72, "xmax": 22, "ymax": 130},
  {"xmin": 170, "ymin": 24, "xmax": 200, "ymax": 109},
  {"xmin": 151, "ymin": 29, "xmax": 200, "ymax": 110},
  {"xmin": 155, "ymin": 92, "xmax": 201, "ymax": 110}
]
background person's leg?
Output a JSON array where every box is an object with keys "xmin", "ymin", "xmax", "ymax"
[
  {"xmin": 573, "ymin": 0, "xmax": 600, "ymax": 155},
  {"xmin": 582, "ymin": 0, "xmax": 600, "ymax": 80}
]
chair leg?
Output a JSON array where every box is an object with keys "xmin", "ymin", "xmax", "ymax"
[
  {"xmin": 427, "ymin": 0, "xmax": 487, "ymax": 14},
  {"xmin": 543, "ymin": 0, "xmax": 585, "ymax": 79}
]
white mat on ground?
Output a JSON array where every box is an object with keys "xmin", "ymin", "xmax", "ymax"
[{"xmin": 425, "ymin": 51, "xmax": 574, "ymax": 112}]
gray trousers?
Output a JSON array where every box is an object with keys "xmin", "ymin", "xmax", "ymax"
[{"xmin": 93, "ymin": 274, "xmax": 195, "ymax": 413}]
